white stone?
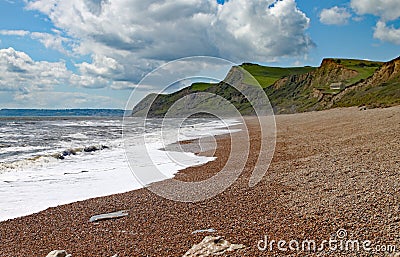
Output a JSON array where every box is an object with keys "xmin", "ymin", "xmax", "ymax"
[
  {"xmin": 183, "ymin": 236, "xmax": 245, "ymax": 257},
  {"xmin": 46, "ymin": 250, "xmax": 68, "ymax": 257}
]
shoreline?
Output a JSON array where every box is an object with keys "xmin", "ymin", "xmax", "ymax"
[
  {"xmin": 1, "ymin": 106, "xmax": 399, "ymax": 256},
  {"xmin": 0, "ymin": 117, "xmax": 238, "ymax": 222}
]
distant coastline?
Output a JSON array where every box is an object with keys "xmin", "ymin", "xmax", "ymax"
[{"xmin": 0, "ymin": 109, "xmax": 129, "ymax": 117}]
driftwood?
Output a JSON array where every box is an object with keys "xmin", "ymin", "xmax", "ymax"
[
  {"xmin": 191, "ymin": 228, "xmax": 216, "ymax": 234},
  {"xmin": 89, "ymin": 210, "xmax": 129, "ymax": 222},
  {"xmin": 46, "ymin": 250, "xmax": 116, "ymax": 257}
]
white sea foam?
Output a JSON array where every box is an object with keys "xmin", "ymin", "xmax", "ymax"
[{"xmin": 0, "ymin": 117, "xmax": 240, "ymax": 221}]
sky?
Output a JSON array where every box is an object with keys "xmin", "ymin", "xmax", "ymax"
[{"xmin": 0, "ymin": 0, "xmax": 399, "ymax": 109}]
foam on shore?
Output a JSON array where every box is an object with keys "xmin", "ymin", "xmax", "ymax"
[{"xmin": 0, "ymin": 118, "xmax": 240, "ymax": 221}]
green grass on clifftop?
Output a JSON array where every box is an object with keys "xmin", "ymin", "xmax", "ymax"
[
  {"xmin": 240, "ymin": 63, "xmax": 316, "ymax": 88},
  {"xmin": 190, "ymin": 82, "xmax": 216, "ymax": 91},
  {"xmin": 333, "ymin": 59, "xmax": 384, "ymax": 85}
]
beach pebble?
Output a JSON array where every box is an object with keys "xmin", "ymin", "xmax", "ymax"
[
  {"xmin": 183, "ymin": 236, "xmax": 245, "ymax": 257},
  {"xmin": 45, "ymin": 250, "xmax": 69, "ymax": 257}
]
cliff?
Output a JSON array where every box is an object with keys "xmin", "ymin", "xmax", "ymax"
[
  {"xmin": 331, "ymin": 57, "xmax": 400, "ymax": 108},
  {"xmin": 131, "ymin": 56, "xmax": 399, "ymax": 117}
]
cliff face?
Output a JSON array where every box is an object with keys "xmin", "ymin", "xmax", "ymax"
[
  {"xmin": 131, "ymin": 56, "xmax": 399, "ymax": 117},
  {"xmin": 310, "ymin": 59, "xmax": 359, "ymax": 88},
  {"xmin": 272, "ymin": 59, "xmax": 358, "ymax": 91},
  {"xmin": 131, "ymin": 93, "xmax": 158, "ymax": 117},
  {"xmin": 265, "ymin": 58, "xmax": 362, "ymax": 113},
  {"xmin": 131, "ymin": 67, "xmax": 256, "ymax": 117},
  {"xmin": 331, "ymin": 57, "xmax": 400, "ymax": 108},
  {"xmin": 367, "ymin": 56, "xmax": 400, "ymax": 83}
]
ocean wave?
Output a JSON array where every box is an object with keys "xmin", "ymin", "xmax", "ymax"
[
  {"xmin": 62, "ymin": 132, "xmax": 88, "ymax": 140},
  {"xmin": 0, "ymin": 155, "xmax": 58, "ymax": 173},
  {"xmin": 0, "ymin": 144, "xmax": 110, "ymax": 173}
]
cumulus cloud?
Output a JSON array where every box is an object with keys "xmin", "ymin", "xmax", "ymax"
[
  {"xmin": 350, "ymin": 0, "xmax": 400, "ymax": 21},
  {"xmin": 350, "ymin": 0, "xmax": 400, "ymax": 45},
  {"xmin": 320, "ymin": 6, "xmax": 351, "ymax": 25},
  {"xmin": 69, "ymin": 73, "xmax": 111, "ymax": 89},
  {"xmin": 71, "ymin": 54, "xmax": 127, "ymax": 89},
  {"xmin": 25, "ymin": 0, "xmax": 314, "ymax": 85},
  {"xmin": 0, "ymin": 47, "xmax": 118, "ymax": 91},
  {"xmin": 374, "ymin": 21, "xmax": 400, "ymax": 45},
  {"xmin": 214, "ymin": 0, "xmax": 313, "ymax": 61},
  {"xmin": 0, "ymin": 47, "xmax": 71, "ymax": 91},
  {"xmin": 0, "ymin": 47, "xmax": 125, "ymax": 108},
  {"xmin": 77, "ymin": 54, "xmax": 124, "ymax": 78}
]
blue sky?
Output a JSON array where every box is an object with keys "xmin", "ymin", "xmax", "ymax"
[{"xmin": 0, "ymin": 0, "xmax": 399, "ymax": 109}]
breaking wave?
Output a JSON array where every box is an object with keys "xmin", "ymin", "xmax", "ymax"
[{"xmin": 0, "ymin": 144, "xmax": 110, "ymax": 173}]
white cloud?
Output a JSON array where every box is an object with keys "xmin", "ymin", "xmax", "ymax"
[
  {"xmin": 71, "ymin": 54, "xmax": 127, "ymax": 89},
  {"xmin": 0, "ymin": 47, "xmax": 120, "ymax": 91},
  {"xmin": 0, "ymin": 47, "xmax": 71, "ymax": 91},
  {"xmin": 0, "ymin": 30, "xmax": 73, "ymax": 54},
  {"xmin": 350, "ymin": 0, "xmax": 400, "ymax": 21},
  {"xmin": 30, "ymin": 32, "xmax": 71, "ymax": 54},
  {"xmin": 13, "ymin": 91, "xmax": 121, "ymax": 108},
  {"xmin": 69, "ymin": 73, "xmax": 111, "ymax": 89},
  {"xmin": 0, "ymin": 47, "xmax": 124, "ymax": 108},
  {"xmin": 320, "ymin": 6, "xmax": 351, "ymax": 25},
  {"xmin": 350, "ymin": 0, "xmax": 400, "ymax": 45},
  {"xmin": 0, "ymin": 30, "xmax": 30, "ymax": 36},
  {"xmin": 374, "ymin": 21, "xmax": 400, "ymax": 45},
  {"xmin": 110, "ymin": 81, "xmax": 136, "ymax": 90},
  {"xmin": 110, "ymin": 81, "xmax": 161, "ymax": 91},
  {"xmin": 77, "ymin": 54, "xmax": 124, "ymax": 78},
  {"xmin": 25, "ymin": 0, "xmax": 314, "ymax": 85},
  {"xmin": 214, "ymin": 0, "xmax": 313, "ymax": 61}
]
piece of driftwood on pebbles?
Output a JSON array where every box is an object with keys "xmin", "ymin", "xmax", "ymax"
[
  {"xmin": 191, "ymin": 228, "xmax": 216, "ymax": 234},
  {"xmin": 46, "ymin": 250, "xmax": 117, "ymax": 257},
  {"xmin": 183, "ymin": 236, "xmax": 245, "ymax": 257},
  {"xmin": 89, "ymin": 210, "xmax": 129, "ymax": 223}
]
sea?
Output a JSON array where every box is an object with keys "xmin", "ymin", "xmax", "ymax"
[{"xmin": 0, "ymin": 109, "xmax": 239, "ymax": 221}]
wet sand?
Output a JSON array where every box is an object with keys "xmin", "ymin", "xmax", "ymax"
[{"xmin": 1, "ymin": 106, "xmax": 399, "ymax": 256}]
